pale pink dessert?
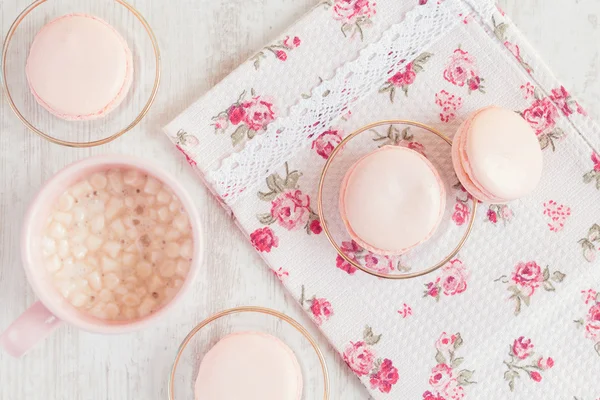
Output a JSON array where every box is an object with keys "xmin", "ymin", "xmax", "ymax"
[
  {"xmin": 26, "ymin": 14, "xmax": 133, "ymax": 120},
  {"xmin": 195, "ymin": 332, "xmax": 303, "ymax": 400},
  {"xmin": 42, "ymin": 168, "xmax": 193, "ymax": 321},
  {"xmin": 340, "ymin": 145, "xmax": 446, "ymax": 256},
  {"xmin": 452, "ymin": 106, "xmax": 543, "ymax": 203}
]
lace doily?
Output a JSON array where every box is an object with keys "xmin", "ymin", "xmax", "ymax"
[{"xmin": 207, "ymin": 0, "xmax": 495, "ymax": 204}]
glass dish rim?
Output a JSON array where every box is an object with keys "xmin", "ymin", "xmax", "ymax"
[
  {"xmin": 316, "ymin": 119, "xmax": 478, "ymax": 280},
  {"xmin": 1, "ymin": 0, "xmax": 161, "ymax": 148},
  {"xmin": 169, "ymin": 306, "xmax": 330, "ymax": 400}
]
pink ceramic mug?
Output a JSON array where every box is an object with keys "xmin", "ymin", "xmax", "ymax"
[{"xmin": 0, "ymin": 155, "xmax": 203, "ymax": 357}]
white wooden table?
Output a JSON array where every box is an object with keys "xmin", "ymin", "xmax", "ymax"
[{"xmin": 1, "ymin": 0, "xmax": 598, "ymax": 398}]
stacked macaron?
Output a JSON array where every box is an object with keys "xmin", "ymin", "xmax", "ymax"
[
  {"xmin": 338, "ymin": 106, "xmax": 543, "ymax": 259},
  {"xmin": 452, "ymin": 106, "xmax": 543, "ymax": 203}
]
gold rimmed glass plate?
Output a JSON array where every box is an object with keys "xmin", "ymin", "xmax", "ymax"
[
  {"xmin": 169, "ymin": 307, "xmax": 329, "ymax": 400},
  {"xmin": 2, "ymin": 0, "xmax": 160, "ymax": 147},
  {"xmin": 317, "ymin": 120, "xmax": 477, "ymax": 279}
]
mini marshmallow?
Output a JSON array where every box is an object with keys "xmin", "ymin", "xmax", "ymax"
[
  {"xmin": 89, "ymin": 172, "xmax": 108, "ymax": 189},
  {"xmin": 143, "ymin": 177, "xmax": 161, "ymax": 195},
  {"xmin": 45, "ymin": 167, "xmax": 194, "ymax": 321},
  {"xmin": 85, "ymin": 235, "xmax": 103, "ymax": 252}
]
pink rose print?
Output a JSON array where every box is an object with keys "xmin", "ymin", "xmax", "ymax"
[
  {"xmin": 335, "ymin": 238, "xmax": 407, "ymax": 275},
  {"xmin": 324, "ymin": 0, "xmax": 376, "ymax": 40},
  {"xmin": 300, "ymin": 285, "xmax": 333, "ymax": 326},
  {"xmin": 424, "ymin": 259, "xmax": 468, "ymax": 301},
  {"xmin": 243, "ymin": 97, "xmax": 276, "ymax": 131},
  {"xmin": 309, "ymin": 297, "xmax": 334, "ymax": 325},
  {"xmin": 452, "ymin": 183, "xmax": 473, "ymax": 227},
  {"xmin": 582, "ymin": 289, "xmax": 599, "ymax": 305},
  {"xmin": 549, "ymin": 86, "xmax": 587, "ymax": 117},
  {"xmin": 283, "ymin": 35, "xmax": 302, "ymax": 49},
  {"xmin": 212, "ymin": 89, "xmax": 276, "ymax": 146},
  {"xmin": 537, "ymin": 357, "xmax": 554, "ymax": 370},
  {"xmin": 439, "ymin": 260, "xmax": 468, "ymax": 296},
  {"xmin": 252, "ymin": 35, "xmax": 301, "ymax": 69},
  {"xmin": 172, "ymin": 128, "xmax": 200, "ymax": 148},
  {"xmin": 578, "ymin": 224, "xmax": 600, "ymax": 263},
  {"xmin": 422, "ymin": 332, "xmax": 475, "ymax": 399},
  {"xmin": 504, "ymin": 337, "xmax": 554, "ymax": 391},
  {"xmin": 521, "ymin": 94, "xmax": 564, "ymax": 151},
  {"xmin": 343, "ymin": 341, "xmax": 376, "ymax": 376},
  {"xmin": 452, "ymin": 202, "xmax": 469, "ymax": 226},
  {"xmin": 542, "ymin": 200, "xmax": 571, "ymax": 232},
  {"xmin": 443, "ymin": 380, "xmax": 465, "ymax": 400},
  {"xmin": 312, "ymin": 129, "xmax": 342, "ymax": 159},
  {"xmin": 586, "ymin": 304, "xmax": 600, "ymax": 341},
  {"xmin": 429, "ymin": 364, "xmax": 453, "ymax": 389},
  {"xmin": 271, "ymin": 190, "xmax": 310, "ymax": 230},
  {"xmin": 175, "ymin": 145, "xmax": 197, "ymax": 168},
  {"xmin": 435, "ymin": 90, "xmax": 463, "ymax": 123},
  {"xmin": 521, "ymin": 82, "xmax": 535, "ymax": 99},
  {"xmin": 380, "ymin": 53, "xmax": 433, "ymax": 101},
  {"xmin": 495, "ymin": 261, "xmax": 565, "ymax": 315},
  {"xmin": 583, "ymin": 152, "xmax": 600, "ymax": 190},
  {"xmin": 512, "ymin": 336, "xmax": 534, "ymax": 359},
  {"xmin": 250, "ymin": 227, "xmax": 279, "ymax": 253},
  {"xmin": 344, "ymin": 327, "xmax": 399, "ymax": 393},
  {"xmin": 436, "ymin": 332, "xmax": 457, "ymax": 353},
  {"xmin": 336, "ymin": 240, "xmax": 360, "ymax": 274},
  {"xmin": 310, "ymin": 219, "xmax": 323, "ymax": 234},
  {"xmin": 370, "ymin": 359, "xmax": 400, "ymax": 394},
  {"xmin": 257, "ymin": 163, "xmax": 321, "ymax": 235},
  {"xmin": 500, "ymin": 262, "xmax": 542, "ymax": 300},
  {"xmin": 364, "ymin": 253, "xmax": 395, "ymax": 274},
  {"xmin": 522, "ymin": 97, "xmax": 559, "ymax": 136},
  {"xmin": 407, "ymin": 141, "xmax": 426, "ymax": 156},
  {"xmin": 372, "ymin": 125, "xmax": 427, "ymax": 157},
  {"xmin": 575, "ymin": 288, "xmax": 600, "ymax": 357},
  {"xmin": 486, "ymin": 204, "xmax": 513, "ymax": 225},
  {"xmin": 422, "ymin": 391, "xmax": 445, "ymax": 400},
  {"xmin": 398, "ymin": 303, "xmax": 412, "ymax": 318},
  {"xmin": 443, "ymin": 48, "xmax": 485, "ymax": 94},
  {"xmin": 273, "ymin": 267, "xmax": 289, "ymax": 281}
]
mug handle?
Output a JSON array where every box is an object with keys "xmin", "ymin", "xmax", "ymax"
[{"xmin": 0, "ymin": 301, "xmax": 63, "ymax": 358}]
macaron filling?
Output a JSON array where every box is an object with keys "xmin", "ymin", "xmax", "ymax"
[{"xmin": 339, "ymin": 145, "xmax": 446, "ymax": 256}]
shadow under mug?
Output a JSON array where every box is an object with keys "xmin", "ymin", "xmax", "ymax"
[{"xmin": 0, "ymin": 155, "xmax": 203, "ymax": 357}]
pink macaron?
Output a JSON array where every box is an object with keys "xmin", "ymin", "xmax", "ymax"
[
  {"xmin": 452, "ymin": 106, "xmax": 543, "ymax": 203},
  {"xmin": 194, "ymin": 332, "xmax": 303, "ymax": 400},
  {"xmin": 26, "ymin": 13, "xmax": 133, "ymax": 121},
  {"xmin": 339, "ymin": 145, "xmax": 446, "ymax": 256}
]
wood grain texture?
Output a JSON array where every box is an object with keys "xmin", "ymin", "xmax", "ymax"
[{"xmin": 0, "ymin": 0, "xmax": 597, "ymax": 399}]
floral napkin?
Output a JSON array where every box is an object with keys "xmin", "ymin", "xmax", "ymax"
[{"xmin": 164, "ymin": 0, "xmax": 600, "ymax": 399}]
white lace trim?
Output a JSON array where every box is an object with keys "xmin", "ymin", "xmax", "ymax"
[{"xmin": 208, "ymin": 0, "xmax": 494, "ymax": 204}]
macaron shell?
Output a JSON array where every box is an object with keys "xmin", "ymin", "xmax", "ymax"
[
  {"xmin": 194, "ymin": 331, "xmax": 303, "ymax": 400},
  {"xmin": 465, "ymin": 106, "xmax": 543, "ymax": 201},
  {"xmin": 339, "ymin": 146, "xmax": 446, "ymax": 256},
  {"xmin": 26, "ymin": 14, "xmax": 133, "ymax": 121},
  {"xmin": 452, "ymin": 113, "xmax": 505, "ymax": 204}
]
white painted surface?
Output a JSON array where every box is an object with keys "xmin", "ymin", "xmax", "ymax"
[{"xmin": 0, "ymin": 0, "xmax": 598, "ymax": 399}]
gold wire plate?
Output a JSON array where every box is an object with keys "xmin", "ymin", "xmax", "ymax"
[
  {"xmin": 2, "ymin": 0, "xmax": 161, "ymax": 148},
  {"xmin": 317, "ymin": 119, "xmax": 477, "ymax": 280},
  {"xmin": 169, "ymin": 306, "xmax": 330, "ymax": 400}
]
